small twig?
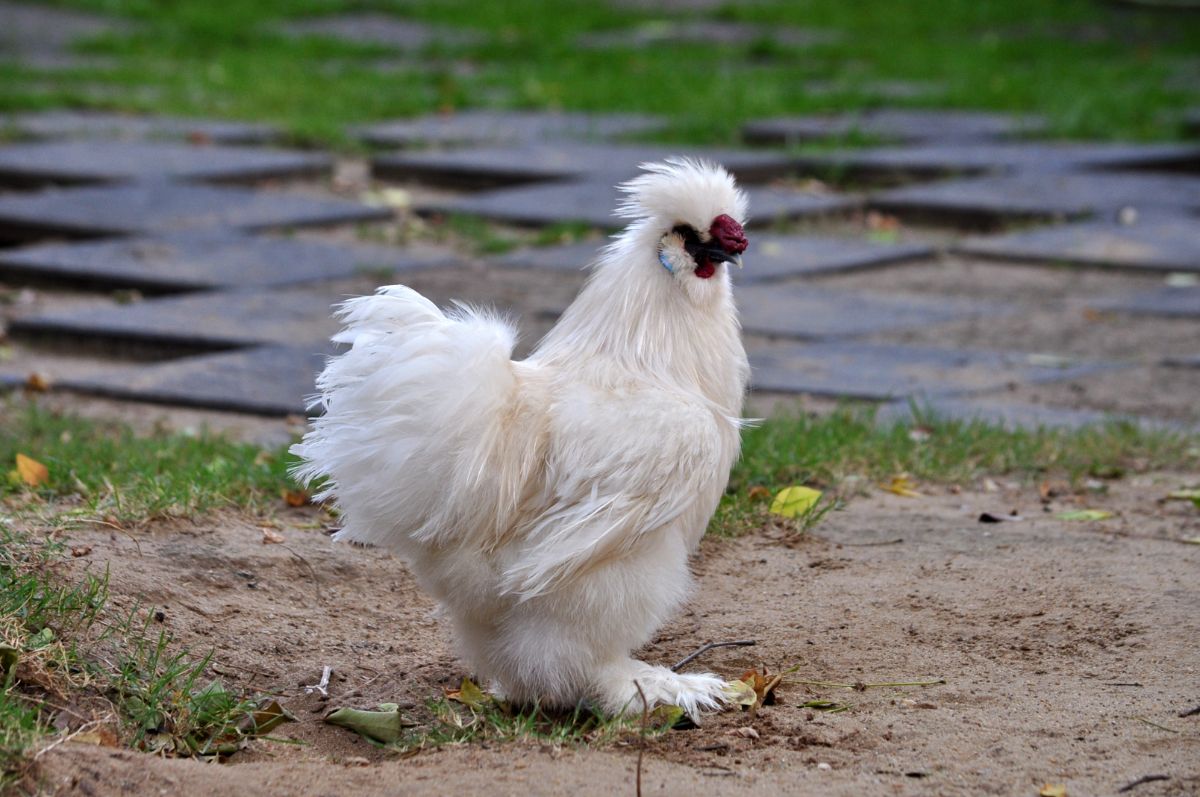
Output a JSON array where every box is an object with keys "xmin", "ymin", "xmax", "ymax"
[
  {"xmin": 303, "ymin": 665, "xmax": 332, "ymax": 696},
  {"xmin": 671, "ymin": 640, "xmax": 757, "ymax": 672},
  {"xmin": 283, "ymin": 545, "xmax": 322, "ymax": 602},
  {"xmin": 1118, "ymin": 774, "xmax": 1171, "ymax": 793},
  {"xmin": 1135, "ymin": 716, "xmax": 1179, "ymax": 733},
  {"xmin": 787, "ymin": 677, "xmax": 946, "ymax": 690},
  {"xmin": 633, "ymin": 679, "xmax": 648, "ymax": 797},
  {"xmin": 1179, "ymin": 705, "xmax": 1200, "ymax": 718},
  {"xmin": 1104, "ymin": 682, "xmax": 1143, "ymax": 687},
  {"xmin": 837, "ymin": 538, "xmax": 904, "ymax": 547}
]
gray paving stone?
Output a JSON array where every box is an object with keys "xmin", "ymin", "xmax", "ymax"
[
  {"xmin": 352, "ymin": 110, "xmax": 665, "ymax": 148},
  {"xmin": 870, "ymin": 173, "xmax": 1200, "ymax": 224},
  {"xmin": 419, "ymin": 179, "xmax": 856, "ymax": 228},
  {"xmin": 0, "ymin": 140, "xmax": 331, "ymax": 188},
  {"xmin": 0, "ymin": 110, "xmax": 278, "ymax": 145},
  {"xmin": 748, "ymin": 341, "xmax": 1116, "ymax": 399},
  {"xmin": 492, "ymin": 234, "xmax": 932, "ymax": 280},
  {"xmin": 957, "ymin": 215, "xmax": 1200, "ymax": 273},
  {"xmin": 739, "ymin": 285, "xmax": 1000, "ymax": 340},
  {"xmin": 0, "ymin": 230, "xmax": 453, "ymax": 292},
  {"xmin": 743, "ymin": 110, "xmax": 1047, "ymax": 146},
  {"xmin": 578, "ymin": 20, "xmax": 839, "ymax": 48},
  {"xmin": 1164, "ymin": 354, "xmax": 1200, "ymax": 368},
  {"xmin": 372, "ymin": 143, "xmax": 799, "ymax": 188},
  {"xmin": 11, "ymin": 287, "xmax": 343, "ymax": 351},
  {"xmin": 59, "ymin": 345, "xmax": 328, "ymax": 416},
  {"xmin": 793, "ymin": 141, "xmax": 1200, "ymax": 181},
  {"xmin": 0, "ymin": 1, "xmax": 131, "ymax": 63},
  {"xmin": 876, "ymin": 397, "xmax": 1167, "ymax": 431},
  {"xmin": 1186, "ymin": 108, "xmax": 1200, "ymax": 138},
  {"xmin": 1091, "ymin": 286, "xmax": 1200, "ymax": 318},
  {"xmin": 276, "ymin": 13, "xmax": 481, "ymax": 49},
  {"xmin": 0, "ymin": 183, "xmax": 391, "ymax": 242}
]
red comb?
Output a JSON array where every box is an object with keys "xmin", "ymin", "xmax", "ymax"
[{"xmin": 710, "ymin": 214, "xmax": 748, "ymax": 255}]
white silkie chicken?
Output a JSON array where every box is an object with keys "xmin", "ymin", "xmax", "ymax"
[{"xmin": 293, "ymin": 159, "xmax": 750, "ymax": 719}]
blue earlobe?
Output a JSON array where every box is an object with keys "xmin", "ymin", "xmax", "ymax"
[{"xmin": 658, "ymin": 250, "xmax": 674, "ymax": 274}]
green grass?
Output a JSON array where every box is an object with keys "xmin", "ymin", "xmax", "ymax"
[{"xmin": 1, "ymin": 0, "xmax": 1196, "ymax": 145}]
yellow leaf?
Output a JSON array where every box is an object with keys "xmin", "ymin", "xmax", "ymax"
[
  {"xmin": 1039, "ymin": 785, "xmax": 1067, "ymax": 797},
  {"xmin": 769, "ymin": 486, "xmax": 822, "ymax": 518},
  {"xmin": 15, "ymin": 454, "xmax": 49, "ymax": 487},
  {"xmin": 722, "ymin": 678, "xmax": 758, "ymax": 707},
  {"xmin": 881, "ymin": 475, "xmax": 922, "ymax": 498},
  {"xmin": 1056, "ymin": 509, "xmax": 1113, "ymax": 521},
  {"xmin": 445, "ymin": 677, "xmax": 491, "ymax": 710}
]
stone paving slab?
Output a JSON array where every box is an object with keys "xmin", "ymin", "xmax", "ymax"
[
  {"xmin": 743, "ymin": 110, "xmax": 1047, "ymax": 146},
  {"xmin": 0, "ymin": 140, "xmax": 331, "ymax": 187},
  {"xmin": 1091, "ymin": 286, "xmax": 1200, "ymax": 318},
  {"xmin": 747, "ymin": 341, "xmax": 1117, "ymax": 399},
  {"xmin": 419, "ymin": 179, "xmax": 856, "ymax": 228},
  {"xmin": 578, "ymin": 20, "xmax": 839, "ymax": 48},
  {"xmin": 0, "ymin": 230, "xmax": 453, "ymax": 292},
  {"xmin": 276, "ymin": 13, "xmax": 481, "ymax": 49},
  {"xmin": 352, "ymin": 110, "xmax": 665, "ymax": 148},
  {"xmin": 1186, "ymin": 108, "xmax": 1200, "ymax": 138},
  {"xmin": 869, "ymin": 172, "xmax": 1200, "ymax": 224},
  {"xmin": 372, "ymin": 143, "xmax": 798, "ymax": 188},
  {"xmin": 492, "ymin": 234, "xmax": 932, "ymax": 280},
  {"xmin": 1164, "ymin": 354, "xmax": 1200, "ymax": 369},
  {"xmin": 957, "ymin": 215, "xmax": 1200, "ymax": 273},
  {"xmin": 739, "ymin": 285, "xmax": 1000, "ymax": 340},
  {"xmin": 58, "ymin": 345, "xmax": 328, "ymax": 416},
  {"xmin": 11, "ymin": 287, "xmax": 343, "ymax": 351},
  {"xmin": 875, "ymin": 396, "xmax": 1172, "ymax": 431},
  {"xmin": 793, "ymin": 142, "xmax": 1200, "ymax": 181},
  {"xmin": 0, "ymin": 110, "xmax": 279, "ymax": 145},
  {"xmin": 0, "ymin": 1, "xmax": 131, "ymax": 64},
  {"xmin": 0, "ymin": 183, "xmax": 391, "ymax": 242}
]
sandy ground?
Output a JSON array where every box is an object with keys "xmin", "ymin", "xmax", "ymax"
[{"xmin": 20, "ymin": 475, "xmax": 1200, "ymax": 796}]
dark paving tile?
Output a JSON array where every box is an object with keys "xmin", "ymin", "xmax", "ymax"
[
  {"xmin": 0, "ymin": 1, "xmax": 131, "ymax": 62},
  {"xmin": 420, "ymin": 179, "xmax": 856, "ymax": 228},
  {"xmin": 957, "ymin": 215, "xmax": 1200, "ymax": 273},
  {"xmin": 0, "ymin": 183, "xmax": 391, "ymax": 242},
  {"xmin": 372, "ymin": 143, "xmax": 799, "ymax": 188},
  {"xmin": 276, "ymin": 13, "xmax": 481, "ymax": 49},
  {"xmin": 743, "ymin": 110, "xmax": 1047, "ymax": 146},
  {"xmin": 11, "ymin": 287, "xmax": 343, "ymax": 351},
  {"xmin": 1091, "ymin": 286, "xmax": 1200, "ymax": 318},
  {"xmin": 870, "ymin": 172, "xmax": 1200, "ymax": 224},
  {"xmin": 491, "ymin": 241, "xmax": 608, "ymax": 273},
  {"xmin": 352, "ymin": 110, "xmax": 665, "ymax": 148},
  {"xmin": 0, "ymin": 110, "xmax": 278, "ymax": 145},
  {"xmin": 0, "ymin": 140, "xmax": 331, "ymax": 188},
  {"xmin": 60, "ymin": 345, "xmax": 327, "ymax": 416},
  {"xmin": 748, "ymin": 341, "xmax": 1118, "ymax": 399},
  {"xmin": 739, "ymin": 285, "xmax": 1000, "ymax": 340},
  {"xmin": 1164, "ymin": 354, "xmax": 1200, "ymax": 368},
  {"xmin": 578, "ymin": 20, "xmax": 839, "ymax": 48},
  {"xmin": 876, "ymin": 396, "xmax": 1174, "ymax": 431},
  {"xmin": 1185, "ymin": 108, "xmax": 1200, "ymax": 138},
  {"xmin": 733, "ymin": 235, "xmax": 934, "ymax": 283},
  {"xmin": 793, "ymin": 142, "xmax": 1200, "ymax": 181},
  {"xmin": 0, "ymin": 230, "xmax": 453, "ymax": 292}
]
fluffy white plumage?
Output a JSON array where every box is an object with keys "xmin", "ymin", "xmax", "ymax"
[{"xmin": 292, "ymin": 159, "xmax": 750, "ymax": 719}]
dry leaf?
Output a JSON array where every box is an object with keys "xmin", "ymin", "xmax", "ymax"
[
  {"xmin": 25, "ymin": 372, "xmax": 51, "ymax": 392},
  {"xmin": 747, "ymin": 485, "xmax": 772, "ymax": 502},
  {"xmin": 444, "ymin": 677, "xmax": 491, "ymax": 710},
  {"xmin": 1056, "ymin": 509, "xmax": 1113, "ymax": 522},
  {"xmin": 71, "ymin": 545, "xmax": 92, "ymax": 557},
  {"xmin": 324, "ymin": 703, "xmax": 415, "ymax": 744},
  {"xmin": 1039, "ymin": 785, "xmax": 1067, "ymax": 797},
  {"xmin": 282, "ymin": 488, "xmax": 311, "ymax": 507},
  {"xmin": 722, "ymin": 679, "xmax": 758, "ymax": 708},
  {"xmin": 15, "ymin": 454, "xmax": 49, "ymax": 487},
  {"xmin": 261, "ymin": 528, "xmax": 285, "ymax": 544},
  {"xmin": 729, "ymin": 726, "xmax": 759, "ymax": 739},
  {"xmin": 770, "ymin": 486, "xmax": 822, "ymax": 518},
  {"xmin": 881, "ymin": 475, "xmax": 922, "ymax": 498}
]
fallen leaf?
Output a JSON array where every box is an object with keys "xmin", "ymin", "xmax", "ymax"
[
  {"xmin": 722, "ymin": 679, "xmax": 758, "ymax": 708},
  {"xmin": 444, "ymin": 677, "xmax": 491, "ymax": 711},
  {"xmin": 25, "ymin": 372, "xmax": 51, "ymax": 392},
  {"xmin": 261, "ymin": 528, "xmax": 285, "ymax": 544},
  {"xmin": 747, "ymin": 485, "xmax": 771, "ymax": 502},
  {"xmin": 70, "ymin": 545, "xmax": 92, "ymax": 557},
  {"xmin": 1039, "ymin": 785, "xmax": 1067, "ymax": 797},
  {"xmin": 1181, "ymin": 537, "xmax": 1200, "ymax": 545},
  {"xmin": 1056, "ymin": 509, "xmax": 1113, "ymax": 522},
  {"xmin": 15, "ymin": 454, "xmax": 49, "ymax": 487},
  {"xmin": 324, "ymin": 703, "xmax": 416, "ymax": 744},
  {"xmin": 881, "ymin": 475, "xmax": 922, "ymax": 498},
  {"xmin": 282, "ymin": 488, "xmax": 311, "ymax": 507},
  {"xmin": 1166, "ymin": 489, "xmax": 1200, "ymax": 509},
  {"xmin": 729, "ymin": 726, "xmax": 759, "ymax": 739},
  {"xmin": 769, "ymin": 486, "xmax": 822, "ymax": 518},
  {"xmin": 238, "ymin": 699, "xmax": 294, "ymax": 737},
  {"xmin": 73, "ymin": 728, "xmax": 119, "ymax": 747}
]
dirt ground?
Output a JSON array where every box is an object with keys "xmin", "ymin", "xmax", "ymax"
[{"xmin": 22, "ymin": 474, "xmax": 1200, "ymax": 796}]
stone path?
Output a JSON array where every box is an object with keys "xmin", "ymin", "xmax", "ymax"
[{"xmin": 0, "ymin": 15, "xmax": 1196, "ymax": 427}]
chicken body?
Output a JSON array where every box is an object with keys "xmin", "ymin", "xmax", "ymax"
[{"xmin": 293, "ymin": 160, "xmax": 750, "ymax": 718}]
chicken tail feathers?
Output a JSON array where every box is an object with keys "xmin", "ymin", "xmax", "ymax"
[{"xmin": 291, "ymin": 285, "xmax": 524, "ymax": 553}]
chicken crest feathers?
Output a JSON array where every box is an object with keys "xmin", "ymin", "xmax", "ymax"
[{"xmin": 615, "ymin": 158, "xmax": 748, "ymax": 228}]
